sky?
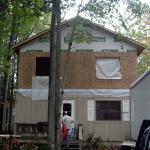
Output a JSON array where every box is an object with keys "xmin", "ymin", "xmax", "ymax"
[
  {"xmin": 65, "ymin": 0, "xmax": 150, "ymax": 20},
  {"xmin": 64, "ymin": 0, "xmax": 150, "ymax": 33},
  {"xmin": 142, "ymin": 0, "xmax": 150, "ymax": 4}
]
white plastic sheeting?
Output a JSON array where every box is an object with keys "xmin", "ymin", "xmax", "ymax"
[
  {"xmin": 96, "ymin": 58, "xmax": 122, "ymax": 79},
  {"xmin": 32, "ymin": 76, "xmax": 48, "ymax": 100},
  {"xmin": 63, "ymin": 89, "xmax": 130, "ymax": 97},
  {"xmin": 15, "ymin": 89, "xmax": 32, "ymax": 97},
  {"xmin": 15, "ymin": 88, "xmax": 130, "ymax": 100}
]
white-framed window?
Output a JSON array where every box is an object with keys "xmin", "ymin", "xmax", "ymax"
[
  {"xmin": 96, "ymin": 101, "xmax": 121, "ymax": 121},
  {"xmin": 87, "ymin": 100, "xmax": 130, "ymax": 121},
  {"xmin": 96, "ymin": 58, "xmax": 122, "ymax": 79}
]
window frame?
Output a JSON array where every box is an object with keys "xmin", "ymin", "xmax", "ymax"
[{"xmin": 96, "ymin": 101, "xmax": 121, "ymax": 121}]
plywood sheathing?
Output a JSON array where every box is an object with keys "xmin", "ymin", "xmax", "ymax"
[
  {"xmin": 18, "ymin": 51, "xmax": 137, "ymax": 89},
  {"xmin": 18, "ymin": 52, "xmax": 49, "ymax": 88}
]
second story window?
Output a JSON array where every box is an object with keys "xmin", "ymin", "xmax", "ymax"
[
  {"xmin": 96, "ymin": 58, "xmax": 122, "ymax": 79},
  {"xmin": 36, "ymin": 57, "xmax": 49, "ymax": 76}
]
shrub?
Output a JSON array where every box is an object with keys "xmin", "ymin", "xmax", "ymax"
[{"xmin": 82, "ymin": 133, "xmax": 106, "ymax": 150}]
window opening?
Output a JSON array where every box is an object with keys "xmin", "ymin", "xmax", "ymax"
[{"xmin": 36, "ymin": 57, "xmax": 49, "ymax": 76}]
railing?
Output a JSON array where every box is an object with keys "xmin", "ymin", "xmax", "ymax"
[
  {"xmin": 16, "ymin": 122, "xmax": 83, "ymax": 140},
  {"xmin": 36, "ymin": 122, "xmax": 83, "ymax": 140}
]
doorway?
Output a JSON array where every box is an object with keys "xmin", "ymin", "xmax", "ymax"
[{"xmin": 62, "ymin": 100, "xmax": 75, "ymax": 120}]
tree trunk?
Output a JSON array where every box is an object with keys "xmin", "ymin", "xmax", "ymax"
[
  {"xmin": 48, "ymin": 0, "xmax": 61, "ymax": 149},
  {"xmin": 7, "ymin": 20, "xmax": 16, "ymax": 133},
  {"xmin": 55, "ymin": 0, "xmax": 61, "ymax": 149},
  {"xmin": 48, "ymin": 0, "xmax": 57, "ymax": 149},
  {"xmin": 2, "ymin": 12, "xmax": 17, "ymax": 134},
  {"xmin": 8, "ymin": 53, "xmax": 16, "ymax": 132}
]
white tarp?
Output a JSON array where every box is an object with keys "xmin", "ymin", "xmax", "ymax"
[
  {"xmin": 16, "ymin": 88, "xmax": 130, "ymax": 100},
  {"xmin": 15, "ymin": 89, "xmax": 32, "ymax": 97},
  {"xmin": 96, "ymin": 58, "xmax": 122, "ymax": 79},
  {"xmin": 32, "ymin": 76, "xmax": 48, "ymax": 100}
]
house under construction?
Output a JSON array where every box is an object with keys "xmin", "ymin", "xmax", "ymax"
[{"xmin": 12, "ymin": 17, "xmax": 145, "ymax": 141}]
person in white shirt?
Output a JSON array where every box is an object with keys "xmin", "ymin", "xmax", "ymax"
[{"xmin": 62, "ymin": 111, "xmax": 75, "ymax": 147}]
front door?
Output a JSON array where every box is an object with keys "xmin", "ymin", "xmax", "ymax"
[{"xmin": 62, "ymin": 100, "xmax": 75, "ymax": 120}]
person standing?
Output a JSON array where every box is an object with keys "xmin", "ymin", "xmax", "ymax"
[{"xmin": 62, "ymin": 111, "xmax": 75, "ymax": 147}]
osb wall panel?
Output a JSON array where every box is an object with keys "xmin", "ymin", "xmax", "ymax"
[
  {"xmin": 18, "ymin": 51, "xmax": 138, "ymax": 89},
  {"xmin": 18, "ymin": 52, "xmax": 49, "ymax": 88}
]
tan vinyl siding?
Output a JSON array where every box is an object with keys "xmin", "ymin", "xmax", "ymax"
[
  {"xmin": 15, "ymin": 94, "xmax": 48, "ymax": 124},
  {"xmin": 15, "ymin": 93, "xmax": 130, "ymax": 141},
  {"xmin": 84, "ymin": 121, "xmax": 130, "ymax": 141}
]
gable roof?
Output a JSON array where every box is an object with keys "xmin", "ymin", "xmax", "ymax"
[
  {"xmin": 131, "ymin": 69, "xmax": 150, "ymax": 89},
  {"xmin": 12, "ymin": 16, "xmax": 146, "ymax": 55}
]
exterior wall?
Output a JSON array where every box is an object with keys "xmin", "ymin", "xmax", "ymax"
[
  {"xmin": 18, "ymin": 51, "xmax": 138, "ymax": 89},
  {"xmin": 61, "ymin": 26, "xmax": 137, "ymax": 52},
  {"xmin": 15, "ymin": 22, "xmax": 140, "ymax": 140},
  {"xmin": 20, "ymin": 27, "xmax": 137, "ymax": 53},
  {"xmin": 15, "ymin": 93, "xmax": 130, "ymax": 141},
  {"xmin": 131, "ymin": 73, "xmax": 150, "ymax": 140},
  {"xmin": 15, "ymin": 94, "xmax": 48, "ymax": 124},
  {"xmin": 18, "ymin": 52, "xmax": 49, "ymax": 88}
]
